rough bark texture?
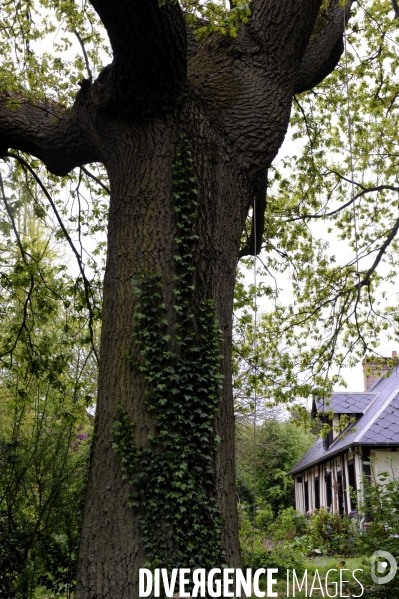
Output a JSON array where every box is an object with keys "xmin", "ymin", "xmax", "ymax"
[
  {"xmin": 0, "ymin": 0, "xmax": 352, "ymax": 597},
  {"xmin": 77, "ymin": 114, "xmax": 248, "ymax": 596}
]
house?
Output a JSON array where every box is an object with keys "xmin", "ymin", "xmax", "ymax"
[{"xmin": 289, "ymin": 354, "xmax": 399, "ymax": 517}]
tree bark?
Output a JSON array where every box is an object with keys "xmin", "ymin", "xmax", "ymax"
[{"xmin": 76, "ymin": 106, "xmax": 251, "ymax": 597}]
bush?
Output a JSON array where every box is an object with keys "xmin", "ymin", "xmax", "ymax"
[
  {"xmin": 239, "ymin": 503, "xmax": 306, "ymax": 577},
  {"xmin": 254, "ymin": 500, "xmax": 274, "ymax": 532},
  {"xmin": 291, "ymin": 508, "xmax": 359, "ymax": 556},
  {"xmin": 236, "ymin": 420, "xmax": 315, "ymax": 514},
  {"xmin": 251, "ymin": 545, "xmax": 307, "ymax": 575},
  {"xmin": 354, "ymin": 473, "xmax": 399, "ymax": 598},
  {"xmin": 268, "ymin": 507, "xmax": 308, "ymax": 542}
]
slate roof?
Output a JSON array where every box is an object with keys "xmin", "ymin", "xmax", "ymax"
[
  {"xmin": 289, "ymin": 366, "xmax": 399, "ymax": 475},
  {"xmin": 313, "ymin": 392, "xmax": 378, "ymax": 415}
]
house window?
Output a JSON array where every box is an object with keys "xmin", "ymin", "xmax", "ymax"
[
  {"xmin": 325, "ymin": 472, "xmax": 332, "ymax": 510},
  {"xmin": 347, "ymin": 460, "xmax": 357, "ymax": 510},
  {"xmin": 297, "ymin": 476, "xmax": 303, "ymax": 483},
  {"xmin": 324, "ymin": 426, "xmax": 334, "ymax": 449},
  {"xmin": 314, "ymin": 478, "xmax": 320, "ymax": 510},
  {"xmin": 304, "ymin": 481, "xmax": 309, "ymax": 513},
  {"xmin": 337, "ymin": 472, "xmax": 344, "ymax": 514}
]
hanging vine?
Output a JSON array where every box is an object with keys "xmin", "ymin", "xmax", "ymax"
[{"xmin": 111, "ymin": 135, "xmax": 224, "ymax": 578}]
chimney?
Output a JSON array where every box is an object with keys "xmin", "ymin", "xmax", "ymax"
[{"xmin": 362, "ymin": 352, "xmax": 398, "ymax": 391}]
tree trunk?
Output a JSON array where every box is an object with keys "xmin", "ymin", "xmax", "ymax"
[{"xmin": 76, "ymin": 110, "xmax": 250, "ymax": 597}]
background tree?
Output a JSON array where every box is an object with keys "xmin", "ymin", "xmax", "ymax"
[
  {"xmin": 236, "ymin": 417, "xmax": 315, "ymax": 513},
  {"xmin": 0, "ymin": 176, "xmax": 95, "ymax": 598},
  {"xmin": 0, "ymin": 0, "xmax": 385, "ymax": 596}
]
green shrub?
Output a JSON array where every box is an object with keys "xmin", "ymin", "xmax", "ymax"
[
  {"xmin": 354, "ymin": 472, "xmax": 399, "ymax": 598},
  {"xmin": 254, "ymin": 500, "xmax": 274, "ymax": 532},
  {"xmin": 236, "ymin": 420, "xmax": 315, "ymax": 515},
  {"xmin": 240, "ymin": 528, "xmax": 306, "ymax": 577},
  {"xmin": 268, "ymin": 507, "xmax": 308, "ymax": 542},
  {"xmin": 307, "ymin": 508, "xmax": 358, "ymax": 556},
  {"xmin": 286, "ymin": 508, "xmax": 359, "ymax": 557},
  {"xmin": 239, "ymin": 503, "xmax": 306, "ymax": 579},
  {"xmin": 251, "ymin": 545, "xmax": 306, "ymax": 575}
]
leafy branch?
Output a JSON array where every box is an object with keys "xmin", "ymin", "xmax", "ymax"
[{"xmin": 6, "ymin": 152, "xmax": 100, "ymax": 365}]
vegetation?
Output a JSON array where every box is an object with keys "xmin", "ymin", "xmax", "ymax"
[
  {"xmin": 238, "ymin": 467, "xmax": 399, "ymax": 598},
  {"xmin": 355, "ymin": 469, "xmax": 399, "ymax": 597},
  {"xmin": 0, "ymin": 193, "xmax": 95, "ymax": 596},
  {"xmin": 1, "ymin": 0, "xmax": 399, "ymax": 595},
  {"xmin": 236, "ymin": 418, "xmax": 315, "ymax": 513}
]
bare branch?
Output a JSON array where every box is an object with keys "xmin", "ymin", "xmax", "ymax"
[
  {"xmin": 81, "ymin": 165, "xmax": 110, "ymax": 194},
  {"xmin": 0, "ymin": 172, "xmax": 26, "ymax": 262},
  {"xmin": 286, "ymin": 183, "xmax": 399, "ymax": 222},
  {"xmin": 74, "ymin": 30, "xmax": 93, "ymax": 82},
  {"xmin": 7, "ymin": 152, "xmax": 99, "ymax": 365},
  {"xmin": 0, "ymin": 172, "xmax": 36, "ymax": 362}
]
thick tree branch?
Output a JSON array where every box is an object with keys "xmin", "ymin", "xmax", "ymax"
[
  {"xmin": 186, "ymin": 22, "xmax": 204, "ymax": 62},
  {"xmin": 392, "ymin": 0, "xmax": 399, "ymax": 19},
  {"xmin": 0, "ymin": 94, "xmax": 100, "ymax": 176},
  {"xmin": 88, "ymin": 0, "xmax": 187, "ymax": 112},
  {"xmin": 185, "ymin": 0, "xmax": 328, "ymax": 185},
  {"xmin": 249, "ymin": 0, "xmax": 323, "ymax": 63},
  {"xmin": 294, "ymin": 0, "xmax": 353, "ymax": 94}
]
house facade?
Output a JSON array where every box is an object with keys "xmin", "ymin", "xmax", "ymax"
[{"xmin": 289, "ymin": 355, "xmax": 399, "ymax": 517}]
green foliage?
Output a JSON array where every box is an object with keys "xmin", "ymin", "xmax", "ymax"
[
  {"xmin": 232, "ymin": 277, "xmax": 321, "ymax": 412},
  {"xmin": 252, "ymin": 544, "xmax": 307, "ymax": 577},
  {"xmin": 181, "ymin": 0, "xmax": 251, "ymax": 39},
  {"xmin": 234, "ymin": 0, "xmax": 399, "ymax": 405},
  {"xmin": 0, "ymin": 0, "xmax": 109, "ymax": 105},
  {"xmin": 238, "ymin": 504, "xmax": 307, "ymax": 574},
  {"xmin": 293, "ymin": 509, "xmax": 359, "ymax": 557},
  {"xmin": 267, "ymin": 507, "xmax": 309, "ymax": 543},
  {"xmin": 111, "ymin": 136, "xmax": 224, "ymax": 576},
  {"xmin": 355, "ymin": 470, "xmax": 399, "ymax": 597},
  {"xmin": 0, "ymin": 197, "xmax": 95, "ymax": 598},
  {"xmin": 236, "ymin": 418, "xmax": 315, "ymax": 513},
  {"xmin": 2, "ymin": 1, "xmax": 399, "ymax": 594}
]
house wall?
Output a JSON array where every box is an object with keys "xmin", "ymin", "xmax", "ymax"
[
  {"xmin": 293, "ymin": 448, "xmax": 399, "ymax": 517},
  {"xmin": 293, "ymin": 449, "xmax": 363, "ymax": 517},
  {"xmin": 369, "ymin": 449, "xmax": 399, "ymax": 480}
]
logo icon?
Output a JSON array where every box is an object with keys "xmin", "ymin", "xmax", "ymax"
[{"xmin": 371, "ymin": 551, "xmax": 397, "ymax": 584}]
